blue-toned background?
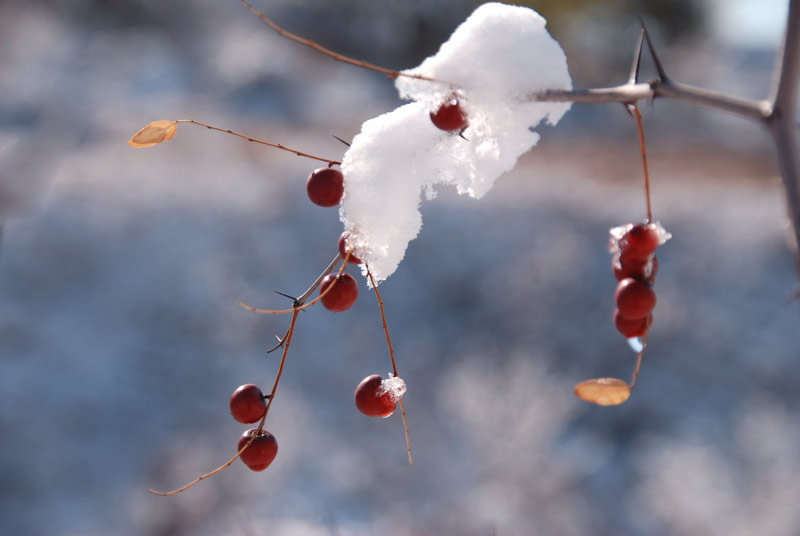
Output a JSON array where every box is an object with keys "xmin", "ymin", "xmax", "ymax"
[{"xmin": 1, "ymin": 1, "xmax": 798, "ymax": 535}]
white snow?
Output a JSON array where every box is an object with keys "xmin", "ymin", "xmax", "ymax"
[
  {"xmin": 378, "ymin": 374, "xmax": 407, "ymax": 404},
  {"xmin": 340, "ymin": 2, "xmax": 572, "ymax": 282}
]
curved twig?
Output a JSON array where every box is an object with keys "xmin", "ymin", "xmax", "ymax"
[
  {"xmin": 240, "ymin": 0, "xmax": 434, "ymax": 82},
  {"xmin": 237, "ymin": 252, "xmax": 349, "ymax": 315},
  {"xmin": 175, "ymin": 120, "xmax": 340, "ymax": 165}
]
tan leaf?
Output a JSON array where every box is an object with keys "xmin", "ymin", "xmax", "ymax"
[
  {"xmin": 128, "ymin": 120, "xmax": 177, "ymax": 148},
  {"xmin": 574, "ymin": 377, "xmax": 630, "ymax": 406}
]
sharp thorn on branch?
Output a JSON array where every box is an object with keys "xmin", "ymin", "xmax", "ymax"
[
  {"xmin": 332, "ymin": 135, "xmax": 351, "ymax": 147},
  {"xmin": 273, "ymin": 290, "xmax": 301, "ymax": 307},
  {"xmin": 639, "ymin": 17, "xmax": 669, "ymax": 82},
  {"xmin": 623, "ymin": 103, "xmax": 636, "ymax": 117},
  {"xmin": 628, "ymin": 27, "xmax": 646, "ymax": 85},
  {"xmin": 267, "ymin": 333, "xmax": 288, "ymax": 354}
]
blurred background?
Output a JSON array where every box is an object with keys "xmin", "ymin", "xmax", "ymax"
[{"xmin": 1, "ymin": 1, "xmax": 799, "ymax": 535}]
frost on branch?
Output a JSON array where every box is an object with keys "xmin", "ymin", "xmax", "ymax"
[{"xmin": 340, "ymin": 2, "xmax": 572, "ymax": 283}]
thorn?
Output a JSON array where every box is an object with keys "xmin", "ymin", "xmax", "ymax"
[
  {"xmin": 458, "ymin": 127, "xmax": 469, "ymax": 141},
  {"xmin": 623, "ymin": 103, "xmax": 635, "ymax": 117},
  {"xmin": 332, "ymin": 135, "xmax": 351, "ymax": 147},
  {"xmin": 267, "ymin": 335, "xmax": 286, "ymax": 354},
  {"xmin": 628, "ymin": 28, "xmax": 645, "ymax": 84},
  {"xmin": 639, "ymin": 17, "xmax": 668, "ymax": 82},
  {"xmin": 272, "ymin": 290, "xmax": 302, "ymax": 310}
]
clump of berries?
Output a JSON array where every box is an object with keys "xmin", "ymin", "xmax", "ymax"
[
  {"xmin": 609, "ymin": 221, "xmax": 670, "ymax": 340},
  {"xmin": 229, "ymin": 384, "xmax": 277, "ymax": 471}
]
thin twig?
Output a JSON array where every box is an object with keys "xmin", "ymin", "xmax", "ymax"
[
  {"xmin": 149, "ymin": 309, "xmax": 300, "ymax": 496},
  {"xmin": 630, "ymin": 103, "xmax": 653, "ymax": 221},
  {"xmin": 366, "ymin": 267, "xmax": 412, "ymax": 467},
  {"xmin": 238, "ymin": 253, "xmax": 349, "ymax": 314},
  {"xmin": 175, "ymin": 119, "xmax": 340, "ymax": 165},
  {"xmin": 365, "ymin": 268, "xmax": 398, "ymax": 377},
  {"xmin": 239, "ymin": 0, "xmax": 434, "ymax": 83},
  {"xmin": 397, "ymin": 399, "xmax": 413, "ymax": 468},
  {"xmin": 296, "ymin": 253, "xmax": 345, "ymax": 306},
  {"xmin": 628, "ymin": 332, "xmax": 648, "ymax": 389}
]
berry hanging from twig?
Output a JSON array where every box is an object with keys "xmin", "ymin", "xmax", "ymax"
[
  {"xmin": 338, "ymin": 232, "xmax": 362, "ymax": 265},
  {"xmin": 229, "ymin": 384, "xmax": 268, "ymax": 424},
  {"xmin": 307, "ymin": 167, "xmax": 344, "ymax": 207},
  {"xmin": 354, "ymin": 374, "xmax": 406, "ymax": 418},
  {"xmin": 238, "ymin": 428, "xmax": 279, "ymax": 472},
  {"xmin": 319, "ymin": 273, "xmax": 358, "ymax": 312}
]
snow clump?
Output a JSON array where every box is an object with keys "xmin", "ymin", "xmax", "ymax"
[{"xmin": 340, "ymin": 2, "xmax": 572, "ymax": 283}]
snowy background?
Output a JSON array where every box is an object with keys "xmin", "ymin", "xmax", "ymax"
[{"xmin": 1, "ymin": 1, "xmax": 799, "ymax": 535}]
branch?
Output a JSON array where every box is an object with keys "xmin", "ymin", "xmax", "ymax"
[
  {"xmin": 533, "ymin": 3, "xmax": 799, "ymax": 270},
  {"xmin": 767, "ymin": 0, "xmax": 800, "ymax": 267},
  {"xmin": 531, "ymin": 81, "xmax": 771, "ymax": 120}
]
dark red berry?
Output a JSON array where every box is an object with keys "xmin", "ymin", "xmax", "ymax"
[
  {"xmin": 237, "ymin": 428, "xmax": 278, "ymax": 472},
  {"xmin": 306, "ymin": 167, "xmax": 344, "ymax": 207},
  {"xmin": 619, "ymin": 223, "xmax": 660, "ymax": 263},
  {"xmin": 229, "ymin": 384, "xmax": 267, "ymax": 424},
  {"xmin": 354, "ymin": 374, "xmax": 397, "ymax": 418},
  {"xmin": 614, "ymin": 309, "xmax": 652, "ymax": 338},
  {"xmin": 319, "ymin": 273, "xmax": 358, "ymax": 312},
  {"xmin": 430, "ymin": 97, "xmax": 468, "ymax": 132},
  {"xmin": 615, "ymin": 278, "xmax": 657, "ymax": 319},
  {"xmin": 338, "ymin": 232, "xmax": 362, "ymax": 264},
  {"xmin": 613, "ymin": 254, "xmax": 658, "ymax": 283}
]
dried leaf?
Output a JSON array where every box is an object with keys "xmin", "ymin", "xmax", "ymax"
[
  {"xmin": 128, "ymin": 120, "xmax": 177, "ymax": 148},
  {"xmin": 574, "ymin": 377, "xmax": 630, "ymax": 406}
]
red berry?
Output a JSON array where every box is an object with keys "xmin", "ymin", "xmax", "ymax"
[
  {"xmin": 237, "ymin": 428, "xmax": 278, "ymax": 472},
  {"xmin": 612, "ymin": 254, "xmax": 658, "ymax": 283},
  {"xmin": 338, "ymin": 232, "xmax": 362, "ymax": 264},
  {"xmin": 614, "ymin": 309, "xmax": 652, "ymax": 338},
  {"xmin": 354, "ymin": 374, "xmax": 397, "ymax": 418},
  {"xmin": 615, "ymin": 278, "xmax": 657, "ymax": 319},
  {"xmin": 619, "ymin": 223, "xmax": 660, "ymax": 263},
  {"xmin": 306, "ymin": 167, "xmax": 344, "ymax": 207},
  {"xmin": 430, "ymin": 97, "xmax": 468, "ymax": 132},
  {"xmin": 229, "ymin": 384, "xmax": 267, "ymax": 424},
  {"xmin": 319, "ymin": 273, "xmax": 358, "ymax": 312}
]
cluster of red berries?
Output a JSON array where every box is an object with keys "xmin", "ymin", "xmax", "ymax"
[
  {"xmin": 229, "ymin": 384, "xmax": 277, "ymax": 471},
  {"xmin": 609, "ymin": 221, "xmax": 668, "ymax": 339}
]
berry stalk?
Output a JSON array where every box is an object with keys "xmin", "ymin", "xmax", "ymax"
[
  {"xmin": 629, "ymin": 103, "xmax": 653, "ymax": 221},
  {"xmin": 366, "ymin": 268, "xmax": 412, "ymax": 467},
  {"xmin": 175, "ymin": 119, "xmax": 340, "ymax": 165}
]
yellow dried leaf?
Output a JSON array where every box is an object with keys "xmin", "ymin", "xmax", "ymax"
[
  {"xmin": 128, "ymin": 120, "xmax": 177, "ymax": 148},
  {"xmin": 574, "ymin": 377, "xmax": 630, "ymax": 406}
]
